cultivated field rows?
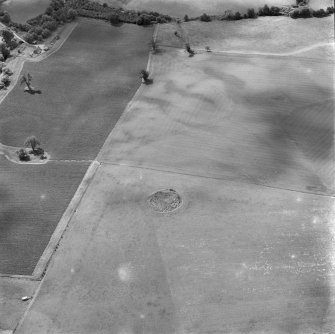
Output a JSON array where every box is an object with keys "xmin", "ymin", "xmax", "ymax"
[{"xmin": 0, "ymin": 19, "xmax": 153, "ymax": 275}]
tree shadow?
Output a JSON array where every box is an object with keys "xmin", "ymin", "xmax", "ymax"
[
  {"xmin": 24, "ymin": 89, "xmax": 42, "ymax": 95},
  {"xmin": 110, "ymin": 21, "xmax": 124, "ymax": 28}
]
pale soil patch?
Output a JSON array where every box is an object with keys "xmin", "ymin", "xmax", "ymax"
[
  {"xmin": 99, "ymin": 47, "xmax": 334, "ymax": 195},
  {"xmin": 15, "ymin": 164, "xmax": 335, "ymax": 333},
  {"xmin": 0, "ymin": 277, "xmax": 38, "ymax": 331}
]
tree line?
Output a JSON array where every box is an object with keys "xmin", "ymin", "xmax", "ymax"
[
  {"xmin": 185, "ymin": 2, "xmax": 334, "ymax": 22},
  {"xmin": 0, "ymin": 0, "xmax": 172, "ymax": 44}
]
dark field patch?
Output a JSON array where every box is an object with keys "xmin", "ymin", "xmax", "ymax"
[
  {"xmin": 0, "ymin": 19, "xmax": 153, "ymax": 275},
  {"xmin": 1, "ymin": 0, "xmax": 50, "ymax": 24},
  {"xmin": 0, "ymin": 19, "xmax": 153, "ymax": 160},
  {"xmin": 0, "ymin": 157, "xmax": 90, "ymax": 275}
]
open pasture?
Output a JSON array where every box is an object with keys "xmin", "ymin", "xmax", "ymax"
[
  {"xmin": 0, "ymin": 19, "xmax": 153, "ymax": 161},
  {"xmin": 100, "ymin": 47, "xmax": 334, "ymax": 195},
  {"xmin": 16, "ymin": 164, "xmax": 335, "ymax": 333},
  {"xmin": 157, "ymin": 16, "xmax": 334, "ymax": 56},
  {"xmin": 0, "ymin": 157, "xmax": 90, "ymax": 275}
]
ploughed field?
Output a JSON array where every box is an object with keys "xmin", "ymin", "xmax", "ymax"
[
  {"xmin": 0, "ymin": 157, "xmax": 90, "ymax": 275},
  {"xmin": 100, "ymin": 31, "xmax": 334, "ymax": 195},
  {"xmin": 0, "ymin": 19, "xmax": 153, "ymax": 275},
  {"xmin": 0, "ymin": 19, "xmax": 153, "ymax": 161}
]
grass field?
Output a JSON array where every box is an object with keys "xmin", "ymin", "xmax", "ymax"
[
  {"xmin": 16, "ymin": 164, "xmax": 335, "ymax": 333},
  {"xmin": 157, "ymin": 16, "xmax": 334, "ymax": 55},
  {"xmin": 0, "ymin": 19, "xmax": 153, "ymax": 161},
  {"xmin": 0, "ymin": 19, "xmax": 153, "ymax": 275},
  {"xmin": 100, "ymin": 46, "xmax": 334, "ymax": 195},
  {"xmin": 0, "ymin": 157, "xmax": 90, "ymax": 275},
  {"xmin": 102, "ymin": 0, "xmax": 295, "ymax": 17},
  {"xmin": 1, "ymin": 0, "xmax": 50, "ymax": 23},
  {"xmin": 11, "ymin": 11, "xmax": 335, "ymax": 333}
]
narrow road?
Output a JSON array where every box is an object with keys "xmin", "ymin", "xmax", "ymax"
[
  {"xmin": 196, "ymin": 42, "xmax": 334, "ymax": 57},
  {"xmin": 0, "ymin": 21, "xmax": 27, "ymax": 43}
]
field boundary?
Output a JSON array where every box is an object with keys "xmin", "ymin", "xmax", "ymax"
[
  {"xmin": 0, "ymin": 160, "xmax": 100, "ymax": 279},
  {"xmin": 97, "ymin": 24, "xmax": 158, "ymax": 162},
  {"xmin": 156, "ymin": 42, "xmax": 334, "ymax": 62},
  {"xmin": 103, "ymin": 161, "xmax": 335, "ymax": 198},
  {"xmin": 31, "ymin": 160, "xmax": 100, "ymax": 279}
]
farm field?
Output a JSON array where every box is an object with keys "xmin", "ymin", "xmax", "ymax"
[
  {"xmin": 0, "ymin": 19, "xmax": 153, "ymax": 275},
  {"xmin": 1, "ymin": 0, "xmax": 50, "ymax": 23},
  {"xmin": 157, "ymin": 16, "xmax": 334, "ymax": 55},
  {"xmin": 99, "ymin": 46, "xmax": 334, "ymax": 195},
  {"xmin": 0, "ymin": 19, "xmax": 153, "ymax": 161},
  {"xmin": 101, "ymin": 0, "xmax": 295, "ymax": 17},
  {"xmin": 1, "ymin": 5, "xmax": 334, "ymax": 333},
  {"xmin": 101, "ymin": 0, "xmax": 333, "ymax": 17},
  {"xmin": 0, "ymin": 157, "xmax": 90, "ymax": 275},
  {"xmin": 16, "ymin": 164, "xmax": 335, "ymax": 333}
]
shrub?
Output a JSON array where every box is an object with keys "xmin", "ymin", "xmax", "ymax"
[
  {"xmin": 17, "ymin": 148, "xmax": 30, "ymax": 161},
  {"xmin": 42, "ymin": 20, "xmax": 58, "ymax": 31},
  {"xmin": 67, "ymin": 8, "xmax": 78, "ymax": 20},
  {"xmin": 300, "ymin": 7, "xmax": 312, "ymax": 17},
  {"xmin": 0, "ymin": 11, "xmax": 11, "ymax": 24},
  {"xmin": 270, "ymin": 6, "xmax": 281, "ymax": 16},
  {"xmin": 137, "ymin": 14, "xmax": 156, "ymax": 25},
  {"xmin": 200, "ymin": 13, "xmax": 211, "ymax": 22},
  {"xmin": 313, "ymin": 9, "xmax": 328, "ymax": 17},
  {"xmin": 327, "ymin": 6, "xmax": 334, "ymax": 14},
  {"xmin": 30, "ymin": 147, "xmax": 44, "ymax": 156},
  {"xmin": 3, "ymin": 67, "xmax": 13, "ymax": 76},
  {"xmin": 184, "ymin": 15, "xmax": 189, "ymax": 22},
  {"xmin": 185, "ymin": 43, "xmax": 195, "ymax": 56},
  {"xmin": 1, "ymin": 29, "xmax": 14, "ymax": 45},
  {"xmin": 1, "ymin": 76, "xmax": 10, "ymax": 87},
  {"xmin": 109, "ymin": 13, "xmax": 120, "ymax": 25},
  {"xmin": 247, "ymin": 8, "xmax": 257, "ymax": 18},
  {"xmin": 23, "ymin": 33, "xmax": 35, "ymax": 44},
  {"xmin": 140, "ymin": 69, "xmax": 149, "ymax": 81},
  {"xmin": 258, "ymin": 4, "xmax": 270, "ymax": 16},
  {"xmin": 0, "ymin": 43, "xmax": 10, "ymax": 60},
  {"xmin": 42, "ymin": 28, "xmax": 51, "ymax": 38},
  {"xmin": 234, "ymin": 11, "xmax": 242, "ymax": 20},
  {"xmin": 156, "ymin": 17, "xmax": 167, "ymax": 24}
]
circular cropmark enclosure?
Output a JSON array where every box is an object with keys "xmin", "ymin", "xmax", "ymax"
[{"xmin": 147, "ymin": 189, "xmax": 182, "ymax": 213}]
